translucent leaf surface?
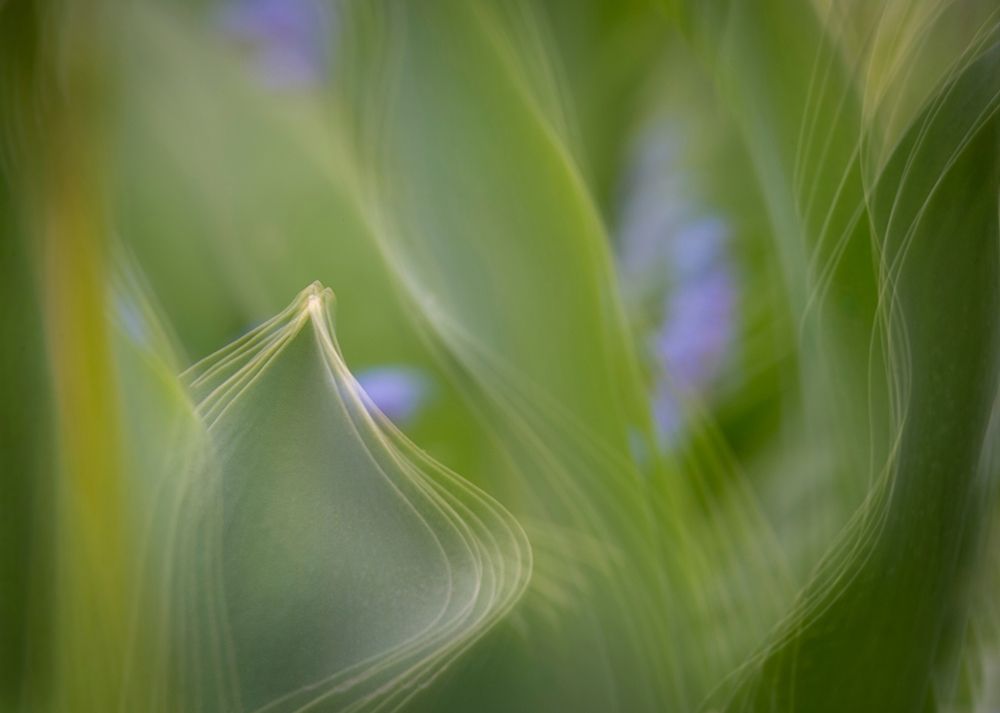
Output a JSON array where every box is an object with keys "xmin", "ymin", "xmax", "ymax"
[{"xmin": 180, "ymin": 283, "xmax": 530, "ymax": 712}]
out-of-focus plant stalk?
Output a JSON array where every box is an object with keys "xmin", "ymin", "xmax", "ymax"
[
  {"xmin": 11, "ymin": 2, "xmax": 131, "ymax": 710},
  {"xmin": 42, "ymin": 131, "xmax": 129, "ymax": 713}
]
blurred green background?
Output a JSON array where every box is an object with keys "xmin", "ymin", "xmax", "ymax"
[{"xmin": 3, "ymin": 0, "xmax": 1000, "ymax": 711}]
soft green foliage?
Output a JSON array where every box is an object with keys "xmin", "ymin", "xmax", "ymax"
[{"xmin": 2, "ymin": 1, "xmax": 1000, "ymax": 712}]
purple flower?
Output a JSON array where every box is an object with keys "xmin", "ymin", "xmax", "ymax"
[
  {"xmin": 617, "ymin": 121, "xmax": 739, "ymax": 445},
  {"xmin": 218, "ymin": 0, "xmax": 332, "ymax": 89},
  {"xmin": 657, "ymin": 225, "xmax": 736, "ymax": 387},
  {"xmin": 651, "ymin": 231, "xmax": 737, "ymax": 439},
  {"xmin": 354, "ymin": 366, "xmax": 431, "ymax": 425}
]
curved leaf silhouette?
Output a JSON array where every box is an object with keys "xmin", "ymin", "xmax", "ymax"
[{"xmin": 177, "ymin": 283, "xmax": 530, "ymax": 712}]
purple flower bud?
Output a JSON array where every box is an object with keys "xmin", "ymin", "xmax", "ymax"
[
  {"xmin": 354, "ymin": 366, "xmax": 431, "ymax": 425},
  {"xmin": 218, "ymin": 0, "xmax": 332, "ymax": 89}
]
